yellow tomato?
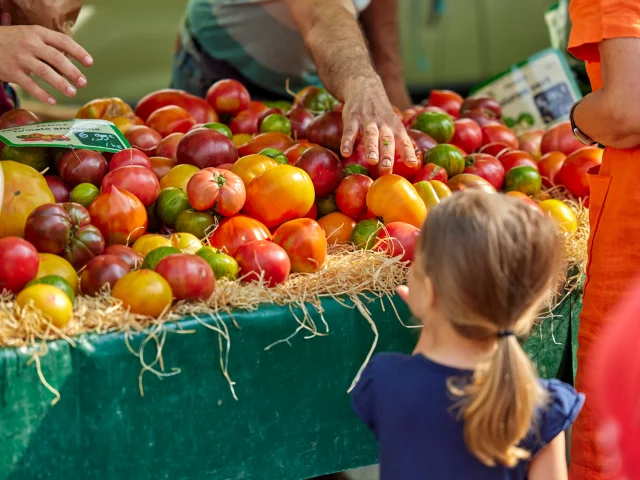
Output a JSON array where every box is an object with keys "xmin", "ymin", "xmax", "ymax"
[
  {"xmin": 367, "ymin": 175, "xmax": 427, "ymax": 228},
  {"xmin": 413, "ymin": 180, "xmax": 452, "ymax": 210},
  {"xmin": 112, "ymin": 270, "xmax": 173, "ymax": 318},
  {"xmin": 132, "ymin": 234, "xmax": 172, "ymax": 256},
  {"xmin": 538, "ymin": 199, "xmax": 578, "ymax": 234},
  {"xmin": 37, "ymin": 253, "xmax": 78, "ymax": 293},
  {"xmin": 232, "ymin": 133, "xmax": 253, "ymax": 148},
  {"xmin": 17, "ymin": 284, "xmax": 73, "ymax": 329},
  {"xmin": 230, "ymin": 154, "xmax": 279, "ymax": 186},
  {"xmin": 170, "ymin": 232, "xmax": 203, "ymax": 253},
  {"xmin": 159, "ymin": 164, "xmax": 200, "ymax": 191}
]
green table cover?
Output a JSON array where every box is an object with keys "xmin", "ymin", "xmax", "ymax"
[{"xmin": 0, "ymin": 289, "xmax": 581, "ymax": 480}]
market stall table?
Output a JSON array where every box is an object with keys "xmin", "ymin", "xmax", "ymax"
[{"xmin": 0, "ymin": 285, "xmax": 581, "ymax": 480}]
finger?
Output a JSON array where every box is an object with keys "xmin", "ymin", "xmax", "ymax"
[
  {"xmin": 340, "ymin": 118, "xmax": 359, "ymax": 157},
  {"xmin": 396, "ymin": 285, "xmax": 410, "ymax": 304},
  {"xmin": 41, "ymin": 28, "xmax": 93, "ymax": 67},
  {"xmin": 40, "ymin": 45, "xmax": 87, "ymax": 87},
  {"xmin": 16, "ymin": 73, "xmax": 55, "ymax": 105},
  {"xmin": 26, "ymin": 59, "xmax": 76, "ymax": 98},
  {"xmin": 364, "ymin": 122, "xmax": 379, "ymax": 165},
  {"xmin": 379, "ymin": 125, "xmax": 395, "ymax": 173},
  {"xmin": 396, "ymin": 130, "xmax": 419, "ymax": 166},
  {"xmin": 1, "ymin": 12, "xmax": 10, "ymax": 26}
]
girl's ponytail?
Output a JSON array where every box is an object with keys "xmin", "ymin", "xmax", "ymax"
[{"xmin": 450, "ymin": 333, "xmax": 547, "ymax": 467}]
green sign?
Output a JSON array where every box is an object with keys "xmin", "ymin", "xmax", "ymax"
[{"xmin": 0, "ymin": 120, "xmax": 130, "ymax": 153}]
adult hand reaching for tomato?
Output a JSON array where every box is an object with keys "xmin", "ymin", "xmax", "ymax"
[
  {"xmin": 340, "ymin": 76, "xmax": 418, "ymax": 174},
  {"xmin": 0, "ymin": 20, "xmax": 92, "ymax": 105}
]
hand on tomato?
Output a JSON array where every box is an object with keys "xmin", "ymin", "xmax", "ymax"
[{"xmin": 340, "ymin": 76, "xmax": 418, "ymax": 175}]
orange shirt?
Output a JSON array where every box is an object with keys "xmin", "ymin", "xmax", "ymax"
[{"xmin": 568, "ymin": 0, "xmax": 640, "ymax": 91}]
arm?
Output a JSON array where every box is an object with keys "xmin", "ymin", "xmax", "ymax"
[
  {"xmin": 528, "ymin": 432, "xmax": 568, "ymax": 480},
  {"xmin": 284, "ymin": 0, "xmax": 417, "ymax": 173},
  {"xmin": 574, "ymin": 38, "xmax": 640, "ymax": 149},
  {"xmin": 360, "ymin": 0, "xmax": 412, "ymax": 110}
]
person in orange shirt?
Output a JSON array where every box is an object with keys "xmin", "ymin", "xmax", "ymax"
[{"xmin": 567, "ymin": 1, "xmax": 640, "ymax": 479}]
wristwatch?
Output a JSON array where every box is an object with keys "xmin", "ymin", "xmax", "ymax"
[{"xmin": 569, "ymin": 100, "xmax": 596, "ymax": 146}]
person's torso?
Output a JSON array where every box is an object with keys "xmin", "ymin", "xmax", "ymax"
[{"xmin": 185, "ymin": 0, "xmax": 372, "ymax": 96}]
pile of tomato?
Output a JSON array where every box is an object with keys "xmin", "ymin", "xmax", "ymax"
[{"xmin": 0, "ymin": 81, "xmax": 596, "ymax": 328}]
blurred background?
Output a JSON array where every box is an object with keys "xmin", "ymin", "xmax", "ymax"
[{"xmin": 20, "ymin": 0, "xmax": 562, "ymax": 112}]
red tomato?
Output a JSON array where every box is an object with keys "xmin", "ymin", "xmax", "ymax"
[
  {"xmin": 479, "ymin": 142, "xmax": 512, "ymax": 157},
  {"xmin": 155, "ymin": 254, "xmax": 216, "ymax": 300},
  {"xmin": 58, "ymin": 149, "xmax": 108, "ymax": 186},
  {"xmin": 209, "ymin": 215, "xmax": 271, "ymax": 257},
  {"xmin": 335, "ymin": 174, "xmax": 373, "ymax": 219},
  {"xmin": 236, "ymin": 240, "xmax": 290, "ymax": 287},
  {"xmin": 103, "ymin": 245, "xmax": 144, "ymax": 270},
  {"xmin": 146, "ymin": 105, "xmax": 196, "ymax": 137},
  {"xmin": 460, "ymin": 108, "xmax": 501, "ymax": 128},
  {"xmin": 101, "ymin": 165, "xmax": 160, "ymax": 207},
  {"xmin": 556, "ymin": 146, "xmax": 604, "ymax": 199},
  {"xmin": 402, "ymin": 106, "xmax": 426, "ymax": 128},
  {"xmin": 88, "ymin": 186, "xmax": 148, "ymax": 246},
  {"xmin": 273, "ymin": 218, "xmax": 327, "ymax": 273},
  {"xmin": 407, "ymin": 129, "xmax": 438, "ymax": 155},
  {"xmin": 414, "ymin": 163, "xmax": 448, "ymax": 183},
  {"xmin": 230, "ymin": 109, "xmax": 260, "ymax": 135},
  {"xmin": 0, "ymin": 237, "xmax": 39, "ymax": 293},
  {"xmin": 296, "ymin": 146, "xmax": 343, "ymax": 197},
  {"xmin": 238, "ymin": 132, "xmax": 295, "ymax": 157},
  {"xmin": 306, "ymin": 111, "xmax": 344, "ymax": 151},
  {"xmin": 517, "ymin": 129, "xmax": 544, "ymax": 160},
  {"xmin": 340, "ymin": 142, "xmax": 368, "ymax": 170},
  {"xmin": 389, "ymin": 141, "xmax": 423, "ymax": 181},
  {"xmin": 464, "ymin": 153, "xmax": 506, "ymax": 190},
  {"xmin": 284, "ymin": 141, "xmax": 317, "ymax": 164},
  {"xmin": 177, "ymin": 128, "xmax": 239, "ymax": 169},
  {"xmin": 499, "ymin": 150, "xmax": 539, "ymax": 172},
  {"xmin": 109, "ymin": 148, "xmax": 152, "ymax": 172},
  {"xmin": 135, "ymin": 89, "xmax": 218, "ymax": 124},
  {"xmin": 186, "ymin": 168, "xmax": 246, "ymax": 215},
  {"xmin": 206, "ymin": 79, "xmax": 251, "ymax": 117},
  {"xmin": 156, "ymin": 133, "xmax": 184, "ymax": 161},
  {"xmin": 482, "ymin": 124, "xmax": 518, "ymax": 149},
  {"xmin": 538, "ymin": 151, "xmax": 567, "ymax": 187},
  {"xmin": 304, "ymin": 203, "xmax": 318, "ymax": 220},
  {"xmin": 541, "ymin": 121, "xmax": 584, "ymax": 156},
  {"xmin": 450, "ymin": 118, "xmax": 483, "ymax": 154},
  {"xmin": 149, "ymin": 156, "xmax": 177, "ymax": 181},
  {"xmin": 249, "ymin": 101, "xmax": 269, "ymax": 113},
  {"xmin": 125, "ymin": 125, "xmax": 163, "ymax": 157},
  {"xmin": 505, "ymin": 191, "xmax": 542, "ymax": 213},
  {"xmin": 80, "ymin": 254, "xmax": 131, "ymax": 296},
  {"xmin": 45, "ymin": 176, "xmax": 71, "ymax": 203},
  {"xmin": 447, "ymin": 174, "xmax": 497, "ymax": 194},
  {"xmin": 426, "ymin": 90, "xmax": 463, "ymax": 118},
  {"xmin": 461, "ymin": 97, "xmax": 502, "ymax": 118},
  {"xmin": 287, "ymin": 107, "xmax": 314, "ymax": 140},
  {"xmin": 374, "ymin": 221, "xmax": 420, "ymax": 263}
]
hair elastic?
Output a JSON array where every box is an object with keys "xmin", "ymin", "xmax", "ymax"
[{"xmin": 497, "ymin": 329, "xmax": 515, "ymax": 339}]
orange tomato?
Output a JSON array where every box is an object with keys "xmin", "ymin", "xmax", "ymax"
[
  {"xmin": 237, "ymin": 132, "xmax": 295, "ymax": 157},
  {"xmin": 209, "ymin": 215, "xmax": 271, "ymax": 257},
  {"xmin": 366, "ymin": 174, "xmax": 427, "ymax": 227},
  {"xmin": 88, "ymin": 186, "xmax": 148, "ymax": 246},
  {"xmin": 112, "ymin": 270, "xmax": 173, "ymax": 318},
  {"xmin": 75, "ymin": 97, "xmax": 134, "ymax": 120},
  {"xmin": 273, "ymin": 218, "xmax": 328, "ymax": 273},
  {"xmin": 505, "ymin": 191, "xmax": 542, "ymax": 212},
  {"xmin": 243, "ymin": 165, "xmax": 315, "ymax": 228},
  {"xmin": 317, "ymin": 212, "xmax": 356, "ymax": 244},
  {"xmin": 159, "ymin": 164, "xmax": 200, "ymax": 191},
  {"xmin": 230, "ymin": 154, "xmax": 279, "ymax": 186},
  {"xmin": 556, "ymin": 147, "xmax": 604, "ymax": 199},
  {"xmin": 37, "ymin": 253, "xmax": 79, "ymax": 292},
  {"xmin": 149, "ymin": 156, "xmax": 178, "ymax": 181},
  {"xmin": 538, "ymin": 151, "xmax": 567, "ymax": 188},
  {"xmin": 0, "ymin": 161, "xmax": 55, "ymax": 238},
  {"xmin": 413, "ymin": 180, "xmax": 452, "ymax": 210}
]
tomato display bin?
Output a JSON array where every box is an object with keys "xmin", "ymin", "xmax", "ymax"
[{"xmin": 0, "ymin": 286, "xmax": 581, "ymax": 480}]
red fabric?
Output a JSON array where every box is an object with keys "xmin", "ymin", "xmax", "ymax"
[{"xmin": 590, "ymin": 276, "xmax": 640, "ymax": 480}]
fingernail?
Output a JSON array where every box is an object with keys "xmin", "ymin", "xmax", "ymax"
[
  {"xmin": 382, "ymin": 158, "xmax": 392, "ymax": 168},
  {"xmin": 84, "ymin": 55, "xmax": 93, "ymax": 66},
  {"xmin": 368, "ymin": 152, "xmax": 378, "ymax": 160},
  {"xmin": 342, "ymin": 146, "xmax": 350, "ymax": 154},
  {"xmin": 77, "ymin": 77, "xmax": 87, "ymax": 87},
  {"xmin": 66, "ymin": 86, "xmax": 76, "ymax": 96},
  {"xmin": 48, "ymin": 97, "xmax": 56, "ymax": 105}
]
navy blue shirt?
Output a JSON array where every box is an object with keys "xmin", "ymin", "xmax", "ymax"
[{"xmin": 352, "ymin": 353, "xmax": 584, "ymax": 480}]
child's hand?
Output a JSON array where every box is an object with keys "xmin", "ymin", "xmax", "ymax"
[
  {"xmin": 397, "ymin": 285, "xmax": 409, "ymax": 304},
  {"xmin": 0, "ymin": 25, "xmax": 92, "ymax": 105}
]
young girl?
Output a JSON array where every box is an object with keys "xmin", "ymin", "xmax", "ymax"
[{"xmin": 352, "ymin": 191, "xmax": 584, "ymax": 479}]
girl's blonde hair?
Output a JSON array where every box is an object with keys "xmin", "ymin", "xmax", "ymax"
[{"xmin": 418, "ymin": 191, "xmax": 564, "ymax": 468}]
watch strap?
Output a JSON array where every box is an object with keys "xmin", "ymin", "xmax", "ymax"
[{"xmin": 569, "ymin": 100, "xmax": 596, "ymax": 146}]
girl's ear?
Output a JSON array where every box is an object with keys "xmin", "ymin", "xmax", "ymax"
[
  {"xmin": 397, "ymin": 285, "xmax": 409, "ymax": 304},
  {"xmin": 423, "ymin": 275, "xmax": 436, "ymax": 310}
]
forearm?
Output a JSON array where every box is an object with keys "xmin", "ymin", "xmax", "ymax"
[
  {"xmin": 287, "ymin": 0, "xmax": 380, "ymax": 102},
  {"xmin": 360, "ymin": 0, "xmax": 411, "ymax": 109}
]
